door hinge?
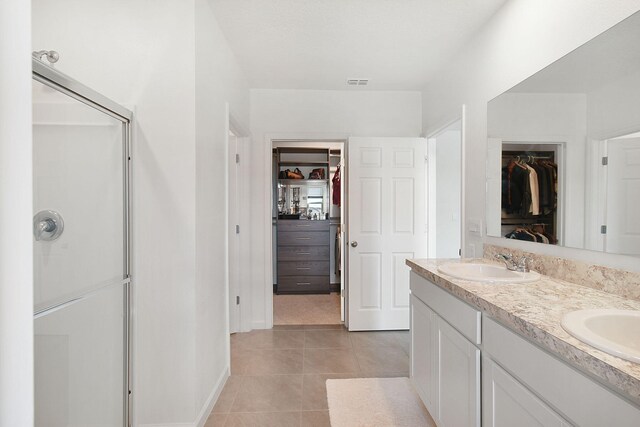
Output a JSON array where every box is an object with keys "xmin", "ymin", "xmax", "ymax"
[
  {"xmin": 601, "ymin": 225, "xmax": 607, "ymax": 234},
  {"xmin": 459, "ymin": 249, "xmax": 462, "ymax": 256},
  {"xmin": 602, "ymin": 156, "xmax": 608, "ymax": 166},
  {"xmin": 235, "ymin": 224, "xmax": 240, "ymax": 234},
  {"xmin": 235, "ymin": 153, "xmax": 240, "ymax": 164},
  {"xmin": 236, "ymin": 296, "xmax": 240, "ymax": 305}
]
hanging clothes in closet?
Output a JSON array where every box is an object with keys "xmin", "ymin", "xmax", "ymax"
[
  {"xmin": 332, "ymin": 165, "xmax": 341, "ymax": 206},
  {"xmin": 502, "ymin": 156, "xmax": 557, "ymax": 217},
  {"xmin": 335, "ymin": 225, "xmax": 341, "ymax": 274},
  {"xmin": 501, "ymin": 152, "xmax": 559, "ymax": 244}
]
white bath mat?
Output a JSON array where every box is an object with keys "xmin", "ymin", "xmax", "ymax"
[{"xmin": 326, "ymin": 377, "xmax": 435, "ymax": 427}]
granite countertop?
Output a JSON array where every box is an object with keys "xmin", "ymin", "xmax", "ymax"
[{"xmin": 406, "ymin": 258, "xmax": 640, "ymax": 405}]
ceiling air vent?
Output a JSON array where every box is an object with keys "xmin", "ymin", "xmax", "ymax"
[{"xmin": 347, "ymin": 79, "xmax": 369, "ymax": 86}]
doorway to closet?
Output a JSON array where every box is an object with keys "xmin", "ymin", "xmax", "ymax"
[{"xmin": 271, "ymin": 141, "xmax": 345, "ymax": 326}]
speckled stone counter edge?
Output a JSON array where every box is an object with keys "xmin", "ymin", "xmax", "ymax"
[{"xmin": 484, "ymin": 244, "xmax": 640, "ymax": 302}]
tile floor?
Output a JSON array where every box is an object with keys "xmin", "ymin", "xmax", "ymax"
[
  {"xmin": 204, "ymin": 324, "xmax": 411, "ymax": 427},
  {"xmin": 273, "ymin": 293, "xmax": 342, "ymax": 325}
]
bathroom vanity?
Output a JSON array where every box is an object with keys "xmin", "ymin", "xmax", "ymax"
[{"xmin": 407, "ymin": 258, "xmax": 640, "ymax": 427}]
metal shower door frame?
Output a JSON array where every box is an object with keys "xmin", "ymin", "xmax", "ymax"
[{"xmin": 32, "ymin": 58, "xmax": 133, "ymax": 427}]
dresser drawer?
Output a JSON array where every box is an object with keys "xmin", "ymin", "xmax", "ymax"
[
  {"xmin": 278, "ymin": 261, "xmax": 329, "ymax": 276},
  {"xmin": 277, "ymin": 231, "xmax": 328, "ymax": 246},
  {"xmin": 278, "ymin": 220, "xmax": 329, "ymax": 232},
  {"xmin": 278, "ymin": 245, "xmax": 330, "ymax": 261},
  {"xmin": 277, "ymin": 276, "xmax": 329, "ymax": 293}
]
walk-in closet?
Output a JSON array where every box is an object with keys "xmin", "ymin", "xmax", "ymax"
[{"xmin": 271, "ymin": 143, "xmax": 344, "ymax": 325}]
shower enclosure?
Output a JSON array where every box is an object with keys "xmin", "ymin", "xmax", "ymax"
[{"xmin": 32, "ymin": 59, "xmax": 132, "ymax": 426}]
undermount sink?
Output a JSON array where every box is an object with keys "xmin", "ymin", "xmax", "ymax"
[
  {"xmin": 562, "ymin": 309, "xmax": 640, "ymax": 363},
  {"xmin": 437, "ymin": 262, "xmax": 541, "ymax": 283}
]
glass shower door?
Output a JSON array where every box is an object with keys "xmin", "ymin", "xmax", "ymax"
[{"xmin": 32, "ymin": 63, "xmax": 131, "ymax": 427}]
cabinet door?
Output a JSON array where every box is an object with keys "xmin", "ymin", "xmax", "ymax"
[
  {"xmin": 410, "ymin": 295, "xmax": 437, "ymax": 416},
  {"xmin": 437, "ymin": 317, "xmax": 480, "ymax": 427},
  {"xmin": 483, "ymin": 357, "xmax": 571, "ymax": 427}
]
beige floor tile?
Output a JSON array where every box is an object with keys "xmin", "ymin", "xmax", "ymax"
[
  {"xmin": 244, "ymin": 349, "xmax": 304, "ymax": 375},
  {"xmin": 304, "ymin": 330, "xmax": 352, "ymax": 348},
  {"xmin": 300, "ymin": 410, "xmax": 331, "ymax": 427},
  {"xmin": 204, "ymin": 412, "xmax": 228, "ymax": 427},
  {"xmin": 231, "ymin": 375, "xmax": 303, "ymax": 413},
  {"xmin": 212, "ymin": 376, "xmax": 244, "ymax": 413},
  {"xmin": 224, "ymin": 412, "xmax": 300, "ymax": 427},
  {"xmin": 303, "ymin": 324, "xmax": 344, "ymax": 330},
  {"xmin": 349, "ymin": 331, "xmax": 403, "ymax": 347},
  {"xmin": 274, "ymin": 293, "xmax": 341, "ymax": 325},
  {"xmin": 273, "ymin": 324, "xmax": 306, "ymax": 331},
  {"xmin": 301, "ymin": 374, "xmax": 359, "ymax": 410},
  {"xmin": 231, "ymin": 348, "xmax": 253, "ymax": 375},
  {"xmin": 231, "ymin": 330, "xmax": 269, "ymax": 350},
  {"xmin": 263, "ymin": 331, "xmax": 305, "ymax": 349},
  {"xmin": 394, "ymin": 331, "xmax": 411, "ymax": 355},
  {"xmin": 232, "ymin": 330, "xmax": 305, "ymax": 350},
  {"xmin": 354, "ymin": 346, "xmax": 410, "ymax": 375},
  {"xmin": 303, "ymin": 348, "xmax": 359, "ymax": 374}
]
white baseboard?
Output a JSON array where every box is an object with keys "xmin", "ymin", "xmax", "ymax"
[
  {"xmin": 138, "ymin": 367, "xmax": 230, "ymax": 427},
  {"xmin": 251, "ymin": 320, "xmax": 267, "ymax": 330},
  {"xmin": 194, "ymin": 367, "xmax": 230, "ymax": 427}
]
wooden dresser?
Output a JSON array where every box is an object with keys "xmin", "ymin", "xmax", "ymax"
[{"xmin": 277, "ymin": 220, "xmax": 330, "ymax": 294}]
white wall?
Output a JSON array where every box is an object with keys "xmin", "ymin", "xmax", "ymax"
[
  {"xmin": 32, "ymin": 0, "xmax": 250, "ymax": 425},
  {"xmin": 422, "ymin": 0, "xmax": 640, "ymax": 272},
  {"xmin": 194, "ymin": 0, "xmax": 250, "ymax": 418},
  {"xmin": 587, "ymin": 68, "xmax": 640, "ymax": 139},
  {"xmin": 250, "ymin": 89, "xmax": 422, "ymax": 328},
  {"xmin": 434, "ymin": 127, "xmax": 462, "ymax": 258},
  {"xmin": 0, "ymin": 1, "xmax": 34, "ymax": 426}
]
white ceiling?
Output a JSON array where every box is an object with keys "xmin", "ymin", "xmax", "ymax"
[{"xmin": 210, "ymin": 0, "xmax": 508, "ymax": 90}]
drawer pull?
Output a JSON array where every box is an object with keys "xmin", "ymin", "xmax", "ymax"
[
  {"xmin": 297, "ymin": 252, "xmax": 311, "ymax": 255},
  {"xmin": 296, "ymin": 267, "xmax": 311, "ymax": 270},
  {"xmin": 296, "ymin": 237, "xmax": 311, "ymax": 240},
  {"xmin": 297, "ymin": 225, "xmax": 311, "ymax": 227},
  {"xmin": 297, "ymin": 282, "xmax": 311, "ymax": 286}
]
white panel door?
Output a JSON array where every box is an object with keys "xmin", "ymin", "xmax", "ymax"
[
  {"xmin": 437, "ymin": 317, "xmax": 480, "ymax": 427},
  {"xmin": 605, "ymin": 137, "xmax": 640, "ymax": 256},
  {"xmin": 348, "ymin": 137, "xmax": 426, "ymax": 330},
  {"xmin": 482, "ymin": 357, "xmax": 570, "ymax": 427}
]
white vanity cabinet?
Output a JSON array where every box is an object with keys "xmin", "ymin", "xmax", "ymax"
[
  {"xmin": 483, "ymin": 316, "xmax": 640, "ymax": 427},
  {"xmin": 483, "ymin": 357, "xmax": 571, "ymax": 427},
  {"xmin": 410, "ymin": 272, "xmax": 481, "ymax": 427}
]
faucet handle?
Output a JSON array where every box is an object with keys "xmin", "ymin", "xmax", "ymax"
[{"xmin": 515, "ymin": 256, "xmax": 531, "ymax": 272}]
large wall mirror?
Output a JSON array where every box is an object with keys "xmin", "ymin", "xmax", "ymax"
[{"xmin": 486, "ymin": 11, "xmax": 640, "ymax": 257}]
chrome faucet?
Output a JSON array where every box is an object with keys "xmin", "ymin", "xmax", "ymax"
[{"xmin": 495, "ymin": 253, "xmax": 530, "ymax": 273}]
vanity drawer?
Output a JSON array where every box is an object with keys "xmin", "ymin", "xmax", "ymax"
[
  {"xmin": 483, "ymin": 316, "xmax": 640, "ymax": 427},
  {"xmin": 277, "ymin": 231, "xmax": 328, "ymax": 246},
  {"xmin": 277, "ymin": 276, "xmax": 329, "ymax": 293},
  {"xmin": 278, "ymin": 220, "xmax": 329, "ymax": 232},
  {"xmin": 410, "ymin": 272, "xmax": 481, "ymax": 345},
  {"xmin": 278, "ymin": 245, "xmax": 330, "ymax": 261},
  {"xmin": 278, "ymin": 261, "xmax": 329, "ymax": 276}
]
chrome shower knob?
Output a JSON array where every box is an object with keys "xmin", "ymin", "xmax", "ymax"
[{"xmin": 33, "ymin": 210, "xmax": 64, "ymax": 241}]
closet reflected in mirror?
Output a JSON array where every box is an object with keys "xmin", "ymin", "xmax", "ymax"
[{"xmin": 486, "ymin": 10, "xmax": 640, "ymax": 256}]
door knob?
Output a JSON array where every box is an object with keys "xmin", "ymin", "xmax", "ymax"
[{"xmin": 350, "ymin": 241, "xmax": 358, "ymax": 248}]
